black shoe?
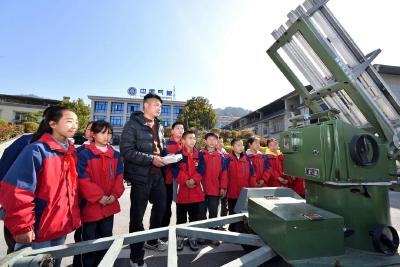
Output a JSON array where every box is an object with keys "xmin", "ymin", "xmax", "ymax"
[{"xmin": 188, "ymin": 238, "xmax": 199, "ymax": 251}]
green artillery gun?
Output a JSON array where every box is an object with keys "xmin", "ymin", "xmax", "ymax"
[{"xmin": 247, "ymin": 0, "xmax": 400, "ymax": 266}]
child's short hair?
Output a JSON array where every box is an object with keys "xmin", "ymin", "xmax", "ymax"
[
  {"xmin": 91, "ymin": 120, "xmax": 113, "ymax": 135},
  {"xmin": 231, "ymin": 138, "xmax": 242, "ymax": 146},
  {"xmin": 172, "ymin": 121, "xmax": 184, "ymax": 129},
  {"xmin": 182, "ymin": 130, "xmax": 195, "ymax": 139},
  {"xmin": 204, "ymin": 132, "xmax": 218, "ymax": 140},
  {"xmin": 246, "ymin": 136, "xmax": 259, "ymax": 148}
]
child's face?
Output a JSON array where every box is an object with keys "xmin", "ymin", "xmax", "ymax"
[
  {"xmin": 205, "ymin": 136, "xmax": 218, "ymax": 149},
  {"xmin": 50, "ymin": 111, "xmax": 78, "ymax": 138},
  {"xmin": 232, "ymin": 140, "xmax": 244, "ymax": 154},
  {"xmin": 93, "ymin": 128, "xmax": 112, "ymax": 146},
  {"xmin": 268, "ymin": 140, "xmax": 279, "ymax": 151},
  {"xmin": 171, "ymin": 124, "xmax": 184, "ymax": 139},
  {"xmin": 217, "ymin": 138, "xmax": 224, "ymax": 150},
  {"xmin": 84, "ymin": 123, "xmax": 93, "ymax": 140},
  {"xmin": 249, "ymin": 139, "xmax": 260, "ymax": 151},
  {"xmin": 183, "ymin": 134, "xmax": 196, "ymax": 149}
]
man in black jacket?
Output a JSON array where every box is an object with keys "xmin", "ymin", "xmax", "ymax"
[{"xmin": 120, "ymin": 93, "xmax": 167, "ymax": 267}]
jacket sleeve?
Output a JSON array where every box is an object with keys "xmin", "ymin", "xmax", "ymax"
[
  {"xmin": 0, "ymin": 144, "xmax": 42, "ymax": 237},
  {"xmin": 77, "ymin": 152, "xmax": 105, "ymax": 203},
  {"xmin": 175, "ymin": 162, "xmax": 190, "ymax": 185},
  {"xmin": 247, "ymin": 156, "xmax": 257, "ymax": 187},
  {"xmin": 261, "ymin": 155, "xmax": 271, "ymax": 184},
  {"xmin": 120, "ymin": 121, "xmax": 154, "ymax": 165},
  {"xmin": 192, "ymin": 152, "xmax": 205, "ymax": 183},
  {"xmin": 111, "ymin": 153, "xmax": 125, "ymax": 199},
  {"xmin": 0, "ymin": 134, "xmax": 33, "ymax": 181},
  {"xmin": 219, "ymin": 155, "xmax": 228, "ymax": 190},
  {"xmin": 220, "ymin": 157, "xmax": 230, "ymax": 189}
]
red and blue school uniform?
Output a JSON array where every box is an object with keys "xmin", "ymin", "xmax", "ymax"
[
  {"xmin": 265, "ymin": 149, "xmax": 305, "ymax": 196},
  {"xmin": 224, "ymin": 152, "xmax": 256, "ymax": 231},
  {"xmin": 77, "ymin": 142, "xmax": 124, "ymax": 267},
  {"xmin": 161, "ymin": 137, "xmax": 182, "ymax": 227},
  {"xmin": 0, "ymin": 133, "xmax": 81, "ymax": 243},
  {"xmin": 201, "ymin": 148, "xmax": 227, "ymax": 219},
  {"xmin": 172, "ymin": 147, "xmax": 205, "ymax": 224},
  {"xmin": 246, "ymin": 149, "xmax": 271, "ymax": 187}
]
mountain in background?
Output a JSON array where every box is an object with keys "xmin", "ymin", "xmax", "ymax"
[{"xmin": 214, "ymin": 107, "xmax": 251, "ymax": 117}]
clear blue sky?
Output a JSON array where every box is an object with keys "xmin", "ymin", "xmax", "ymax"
[{"xmin": 1, "ymin": 0, "xmax": 399, "ymax": 110}]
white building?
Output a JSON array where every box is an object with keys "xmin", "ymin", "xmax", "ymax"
[{"xmin": 88, "ymin": 95, "xmax": 186, "ymax": 142}]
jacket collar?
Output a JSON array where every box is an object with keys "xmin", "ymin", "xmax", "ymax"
[
  {"xmin": 265, "ymin": 148, "xmax": 282, "ymax": 156},
  {"xmin": 38, "ymin": 133, "xmax": 75, "ymax": 153},
  {"xmin": 229, "ymin": 152, "xmax": 246, "ymax": 161},
  {"xmin": 182, "ymin": 146, "xmax": 199, "ymax": 158},
  {"xmin": 130, "ymin": 111, "xmax": 160, "ymax": 125},
  {"xmin": 86, "ymin": 142, "xmax": 114, "ymax": 158},
  {"xmin": 246, "ymin": 149, "xmax": 262, "ymax": 156}
]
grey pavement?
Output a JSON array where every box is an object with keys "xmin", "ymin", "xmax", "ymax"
[{"xmin": 1, "ymin": 189, "xmax": 400, "ymax": 266}]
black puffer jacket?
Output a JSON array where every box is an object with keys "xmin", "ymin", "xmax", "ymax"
[{"xmin": 120, "ymin": 111, "xmax": 166, "ymax": 183}]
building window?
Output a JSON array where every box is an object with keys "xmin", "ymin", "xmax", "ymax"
[
  {"xmin": 94, "ymin": 101, "xmax": 108, "ymax": 113},
  {"xmin": 127, "ymin": 103, "xmax": 140, "ymax": 113},
  {"xmin": 270, "ymin": 117, "xmax": 284, "ymax": 133},
  {"xmin": 111, "ymin": 102, "xmax": 124, "ymax": 113},
  {"xmin": 94, "ymin": 115, "xmax": 106, "ymax": 121},
  {"xmin": 173, "ymin": 106, "xmax": 183, "ymax": 116},
  {"xmin": 14, "ymin": 111, "xmax": 30, "ymax": 122},
  {"xmin": 163, "ymin": 119, "xmax": 171, "ymax": 127},
  {"xmin": 161, "ymin": 105, "xmax": 171, "ymax": 116},
  {"xmin": 110, "ymin": 116, "xmax": 123, "ymax": 127}
]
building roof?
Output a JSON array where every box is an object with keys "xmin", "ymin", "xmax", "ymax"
[
  {"xmin": 88, "ymin": 95, "xmax": 186, "ymax": 105},
  {"xmin": 225, "ymin": 91, "xmax": 296, "ymax": 128},
  {"xmin": 0, "ymin": 94, "xmax": 60, "ymax": 106}
]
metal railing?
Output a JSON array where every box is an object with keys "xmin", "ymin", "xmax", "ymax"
[{"xmin": 1, "ymin": 214, "xmax": 275, "ymax": 267}]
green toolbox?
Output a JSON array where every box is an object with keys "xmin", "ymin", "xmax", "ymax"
[{"xmin": 248, "ymin": 196, "xmax": 344, "ymax": 261}]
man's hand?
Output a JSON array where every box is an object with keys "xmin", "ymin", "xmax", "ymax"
[
  {"xmin": 278, "ymin": 177, "xmax": 288, "ymax": 184},
  {"xmin": 99, "ymin": 196, "xmax": 109, "ymax": 206},
  {"xmin": 152, "ymin": 156, "xmax": 165, "ymax": 167},
  {"xmin": 220, "ymin": 188, "xmax": 226, "ymax": 198},
  {"xmin": 15, "ymin": 230, "xmax": 35, "ymax": 244}
]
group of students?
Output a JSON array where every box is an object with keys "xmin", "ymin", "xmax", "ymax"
[
  {"xmin": 0, "ymin": 106, "xmax": 124, "ymax": 267},
  {"xmin": 0, "ymin": 103, "xmax": 304, "ymax": 267},
  {"xmin": 161, "ymin": 122, "xmax": 305, "ymax": 251}
]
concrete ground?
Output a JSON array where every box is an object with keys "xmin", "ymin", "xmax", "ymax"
[{"xmin": 1, "ymin": 189, "xmax": 400, "ymax": 266}]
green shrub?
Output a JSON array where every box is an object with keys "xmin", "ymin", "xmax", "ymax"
[
  {"xmin": 0, "ymin": 119, "xmax": 7, "ymax": 127},
  {"xmin": 0, "ymin": 124, "xmax": 24, "ymax": 143},
  {"xmin": 23, "ymin": 121, "xmax": 39, "ymax": 133}
]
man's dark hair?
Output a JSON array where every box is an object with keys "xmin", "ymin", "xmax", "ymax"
[
  {"xmin": 172, "ymin": 121, "xmax": 184, "ymax": 129},
  {"xmin": 266, "ymin": 138, "xmax": 278, "ymax": 147},
  {"xmin": 143, "ymin": 93, "xmax": 163, "ymax": 104},
  {"xmin": 204, "ymin": 132, "xmax": 218, "ymax": 140},
  {"xmin": 182, "ymin": 131, "xmax": 195, "ymax": 139}
]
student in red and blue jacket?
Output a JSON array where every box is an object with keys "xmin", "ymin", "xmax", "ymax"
[
  {"xmin": 161, "ymin": 121, "xmax": 184, "ymax": 228},
  {"xmin": 246, "ymin": 136, "xmax": 271, "ymax": 187},
  {"xmin": 0, "ymin": 106, "xmax": 81, "ymax": 267},
  {"xmin": 265, "ymin": 138, "xmax": 305, "ymax": 197},
  {"xmin": 201, "ymin": 133, "xmax": 227, "ymax": 222},
  {"xmin": 223, "ymin": 138, "xmax": 256, "ymax": 232},
  {"xmin": 265, "ymin": 138, "xmax": 292, "ymax": 187},
  {"xmin": 77, "ymin": 120, "xmax": 124, "ymax": 267},
  {"xmin": 217, "ymin": 137, "xmax": 230, "ymax": 218},
  {"xmin": 172, "ymin": 131, "xmax": 205, "ymax": 252}
]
